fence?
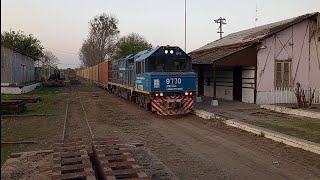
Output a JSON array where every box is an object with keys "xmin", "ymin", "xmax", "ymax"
[{"xmin": 258, "ymin": 87, "xmax": 320, "ymax": 104}]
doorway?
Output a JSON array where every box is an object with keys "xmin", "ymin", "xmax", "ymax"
[
  {"xmin": 198, "ymin": 68, "xmax": 204, "ymax": 96},
  {"xmin": 233, "ymin": 66, "xmax": 242, "ymax": 101}
]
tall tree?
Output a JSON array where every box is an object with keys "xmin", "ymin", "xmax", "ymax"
[
  {"xmin": 113, "ymin": 33, "xmax": 152, "ymax": 59},
  {"xmin": 41, "ymin": 50, "xmax": 59, "ymax": 67},
  {"xmin": 1, "ymin": 30, "xmax": 43, "ymax": 58},
  {"xmin": 79, "ymin": 13, "xmax": 119, "ymax": 67}
]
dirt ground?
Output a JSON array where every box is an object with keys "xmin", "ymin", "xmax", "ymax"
[
  {"xmin": 1, "ymin": 151, "xmax": 53, "ymax": 180},
  {"xmin": 1, "ymin": 80, "xmax": 320, "ymax": 179}
]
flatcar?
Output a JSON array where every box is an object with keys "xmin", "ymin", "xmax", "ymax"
[{"xmin": 77, "ymin": 46, "xmax": 197, "ymax": 115}]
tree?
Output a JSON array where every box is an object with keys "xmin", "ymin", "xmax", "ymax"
[
  {"xmin": 1, "ymin": 30, "xmax": 43, "ymax": 58},
  {"xmin": 113, "ymin": 33, "xmax": 152, "ymax": 59},
  {"xmin": 79, "ymin": 13, "xmax": 120, "ymax": 67},
  {"xmin": 41, "ymin": 51, "xmax": 59, "ymax": 67}
]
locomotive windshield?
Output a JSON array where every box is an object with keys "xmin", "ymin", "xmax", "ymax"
[{"xmin": 148, "ymin": 56, "xmax": 190, "ymax": 72}]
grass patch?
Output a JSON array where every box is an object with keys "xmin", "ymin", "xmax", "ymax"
[
  {"xmin": 1, "ymin": 85, "xmax": 66, "ymax": 166},
  {"xmin": 1, "ymin": 146, "xmax": 14, "ymax": 166},
  {"xmin": 299, "ymin": 122, "xmax": 320, "ymax": 132},
  {"xmin": 250, "ymin": 121, "xmax": 320, "ymax": 143},
  {"xmin": 1, "ymin": 85, "xmax": 64, "ymax": 115}
]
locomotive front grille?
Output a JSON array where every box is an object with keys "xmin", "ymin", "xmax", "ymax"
[{"xmin": 167, "ymin": 101, "xmax": 182, "ymax": 109}]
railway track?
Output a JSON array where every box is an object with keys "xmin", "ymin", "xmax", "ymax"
[{"xmin": 52, "ymin": 92, "xmax": 151, "ymax": 180}]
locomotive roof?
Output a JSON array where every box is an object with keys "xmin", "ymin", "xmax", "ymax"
[
  {"xmin": 134, "ymin": 47, "xmax": 160, "ymax": 61},
  {"xmin": 135, "ymin": 46, "xmax": 188, "ymax": 61}
]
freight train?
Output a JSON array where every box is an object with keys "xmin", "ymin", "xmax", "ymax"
[{"xmin": 77, "ymin": 46, "xmax": 197, "ymax": 115}]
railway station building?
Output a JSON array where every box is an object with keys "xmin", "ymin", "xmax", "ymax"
[{"xmin": 190, "ymin": 12, "xmax": 320, "ymax": 104}]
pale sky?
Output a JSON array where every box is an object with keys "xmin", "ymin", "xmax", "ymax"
[{"xmin": 1, "ymin": 0, "xmax": 319, "ymax": 68}]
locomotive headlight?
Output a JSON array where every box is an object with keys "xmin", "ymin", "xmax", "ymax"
[
  {"xmin": 155, "ymin": 93, "xmax": 159, "ymax": 97},
  {"xmin": 185, "ymin": 92, "xmax": 189, "ymax": 96},
  {"xmin": 160, "ymin": 92, "xmax": 164, "ymax": 96},
  {"xmin": 190, "ymin": 92, "xmax": 193, "ymax": 95},
  {"xmin": 170, "ymin": 50, "xmax": 174, "ymax": 54},
  {"xmin": 165, "ymin": 50, "xmax": 168, "ymax": 54}
]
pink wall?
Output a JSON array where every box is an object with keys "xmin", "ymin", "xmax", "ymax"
[{"xmin": 257, "ymin": 19, "xmax": 320, "ymax": 92}]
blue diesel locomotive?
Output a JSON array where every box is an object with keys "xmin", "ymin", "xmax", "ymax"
[{"xmin": 108, "ymin": 45, "xmax": 197, "ymax": 115}]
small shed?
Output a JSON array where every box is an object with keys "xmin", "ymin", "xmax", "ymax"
[
  {"xmin": 1, "ymin": 43, "xmax": 38, "ymax": 86},
  {"xmin": 190, "ymin": 12, "xmax": 320, "ymax": 104}
]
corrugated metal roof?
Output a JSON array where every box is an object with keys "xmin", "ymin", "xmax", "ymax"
[
  {"xmin": 191, "ymin": 45, "xmax": 252, "ymax": 65},
  {"xmin": 190, "ymin": 12, "xmax": 319, "ymax": 64}
]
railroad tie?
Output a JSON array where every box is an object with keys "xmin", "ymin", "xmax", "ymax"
[
  {"xmin": 92, "ymin": 137, "xmax": 151, "ymax": 180},
  {"xmin": 52, "ymin": 138, "xmax": 96, "ymax": 180}
]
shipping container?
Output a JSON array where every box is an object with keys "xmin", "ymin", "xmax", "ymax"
[
  {"xmin": 92, "ymin": 65, "xmax": 99, "ymax": 83},
  {"xmin": 98, "ymin": 61, "xmax": 112, "ymax": 86}
]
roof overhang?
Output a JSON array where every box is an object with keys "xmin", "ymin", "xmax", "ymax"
[{"xmin": 190, "ymin": 44, "xmax": 257, "ymax": 66}]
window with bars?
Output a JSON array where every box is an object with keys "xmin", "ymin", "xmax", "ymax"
[{"xmin": 275, "ymin": 61, "xmax": 291, "ymax": 88}]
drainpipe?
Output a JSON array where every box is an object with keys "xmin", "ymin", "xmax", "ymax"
[{"xmin": 213, "ymin": 64, "xmax": 217, "ymax": 99}]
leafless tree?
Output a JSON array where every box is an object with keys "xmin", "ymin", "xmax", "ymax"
[
  {"xmin": 79, "ymin": 13, "xmax": 120, "ymax": 67},
  {"xmin": 294, "ymin": 82, "xmax": 316, "ymax": 108},
  {"xmin": 41, "ymin": 50, "xmax": 59, "ymax": 67},
  {"xmin": 38, "ymin": 51, "xmax": 59, "ymax": 81}
]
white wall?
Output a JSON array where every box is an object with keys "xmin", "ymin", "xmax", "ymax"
[
  {"xmin": 203, "ymin": 67, "xmax": 234, "ymax": 100},
  {"xmin": 256, "ymin": 19, "xmax": 320, "ymax": 104},
  {"xmin": 242, "ymin": 67, "xmax": 255, "ymax": 103},
  {"xmin": 202, "ymin": 66, "xmax": 256, "ymax": 103}
]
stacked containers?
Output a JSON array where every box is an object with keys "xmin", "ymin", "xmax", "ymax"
[
  {"xmin": 98, "ymin": 61, "xmax": 112, "ymax": 86},
  {"xmin": 92, "ymin": 65, "xmax": 99, "ymax": 83}
]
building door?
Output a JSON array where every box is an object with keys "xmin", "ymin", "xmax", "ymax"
[
  {"xmin": 198, "ymin": 68, "xmax": 204, "ymax": 96},
  {"xmin": 233, "ymin": 66, "xmax": 242, "ymax": 101}
]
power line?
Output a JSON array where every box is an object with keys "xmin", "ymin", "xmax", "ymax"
[
  {"xmin": 59, "ymin": 63, "xmax": 82, "ymax": 65},
  {"xmin": 44, "ymin": 46, "xmax": 78, "ymax": 55}
]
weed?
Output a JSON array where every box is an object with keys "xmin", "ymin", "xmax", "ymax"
[{"xmin": 259, "ymin": 132, "xmax": 265, "ymax": 137}]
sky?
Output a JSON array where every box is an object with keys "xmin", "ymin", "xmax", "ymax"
[{"xmin": 1, "ymin": 0, "xmax": 319, "ymax": 69}]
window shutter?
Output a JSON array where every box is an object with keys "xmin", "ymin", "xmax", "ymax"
[
  {"xmin": 275, "ymin": 62, "xmax": 282, "ymax": 88},
  {"xmin": 283, "ymin": 62, "xmax": 290, "ymax": 87}
]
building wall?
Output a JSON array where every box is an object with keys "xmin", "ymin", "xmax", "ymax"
[
  {"xmin": 202, "ymin": 66, "xmax": 233, "ymax": 100},
  {"xmin": 256, "ymin": 19, "xmax": 320, "ymax": 104},
  {"xmin": 1, "ymin": 45, "xmax": 35, "ymax": 85},
  {"xmin": 200, "ymin": 66, "xmax": 255, "ymax": 103}
]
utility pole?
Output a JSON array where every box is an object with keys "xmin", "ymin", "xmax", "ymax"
[
  {"xmin": 184, "ymin": 0, "xmax": 187, "ymax": 52},
  {"xmin": 214, "ymin": 17, "xmax": 226, "ymax": 39},
  {"xmin": 255, "ymin": 0, "xmax": 258, "ymax": 27}
]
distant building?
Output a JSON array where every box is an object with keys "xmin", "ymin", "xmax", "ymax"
[
  {"xmin": 190, "ymin": 12, "xmax": 320, "ymax": 104},
  {"xmin": 1, "ymin": 43, "xmax": 39, "ymax": 86}
]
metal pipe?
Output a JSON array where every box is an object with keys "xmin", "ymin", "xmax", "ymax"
[{"xmin": 185, "ymin": 0, "xmax": 187, "ymax": 52}]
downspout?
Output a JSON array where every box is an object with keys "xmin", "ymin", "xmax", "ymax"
[
  {"xmin": 254, "ymin": 46, "xmax": 258, "ymax": 104},
  {"xmin": 213, "ymin": 63, "xmax": 217, "ymax": 99}
]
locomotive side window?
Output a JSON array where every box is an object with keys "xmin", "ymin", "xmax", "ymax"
[
  {"xmin": 136, "ymin": 61, "xmax": 145, "ymax": 74},
  {"xmin": 136, "ymin": 62, "xmax": 141, "ymax": 74},
  {"xmin": 141, "ymin": 61, "xmax": 145, "ymax": 73}
]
